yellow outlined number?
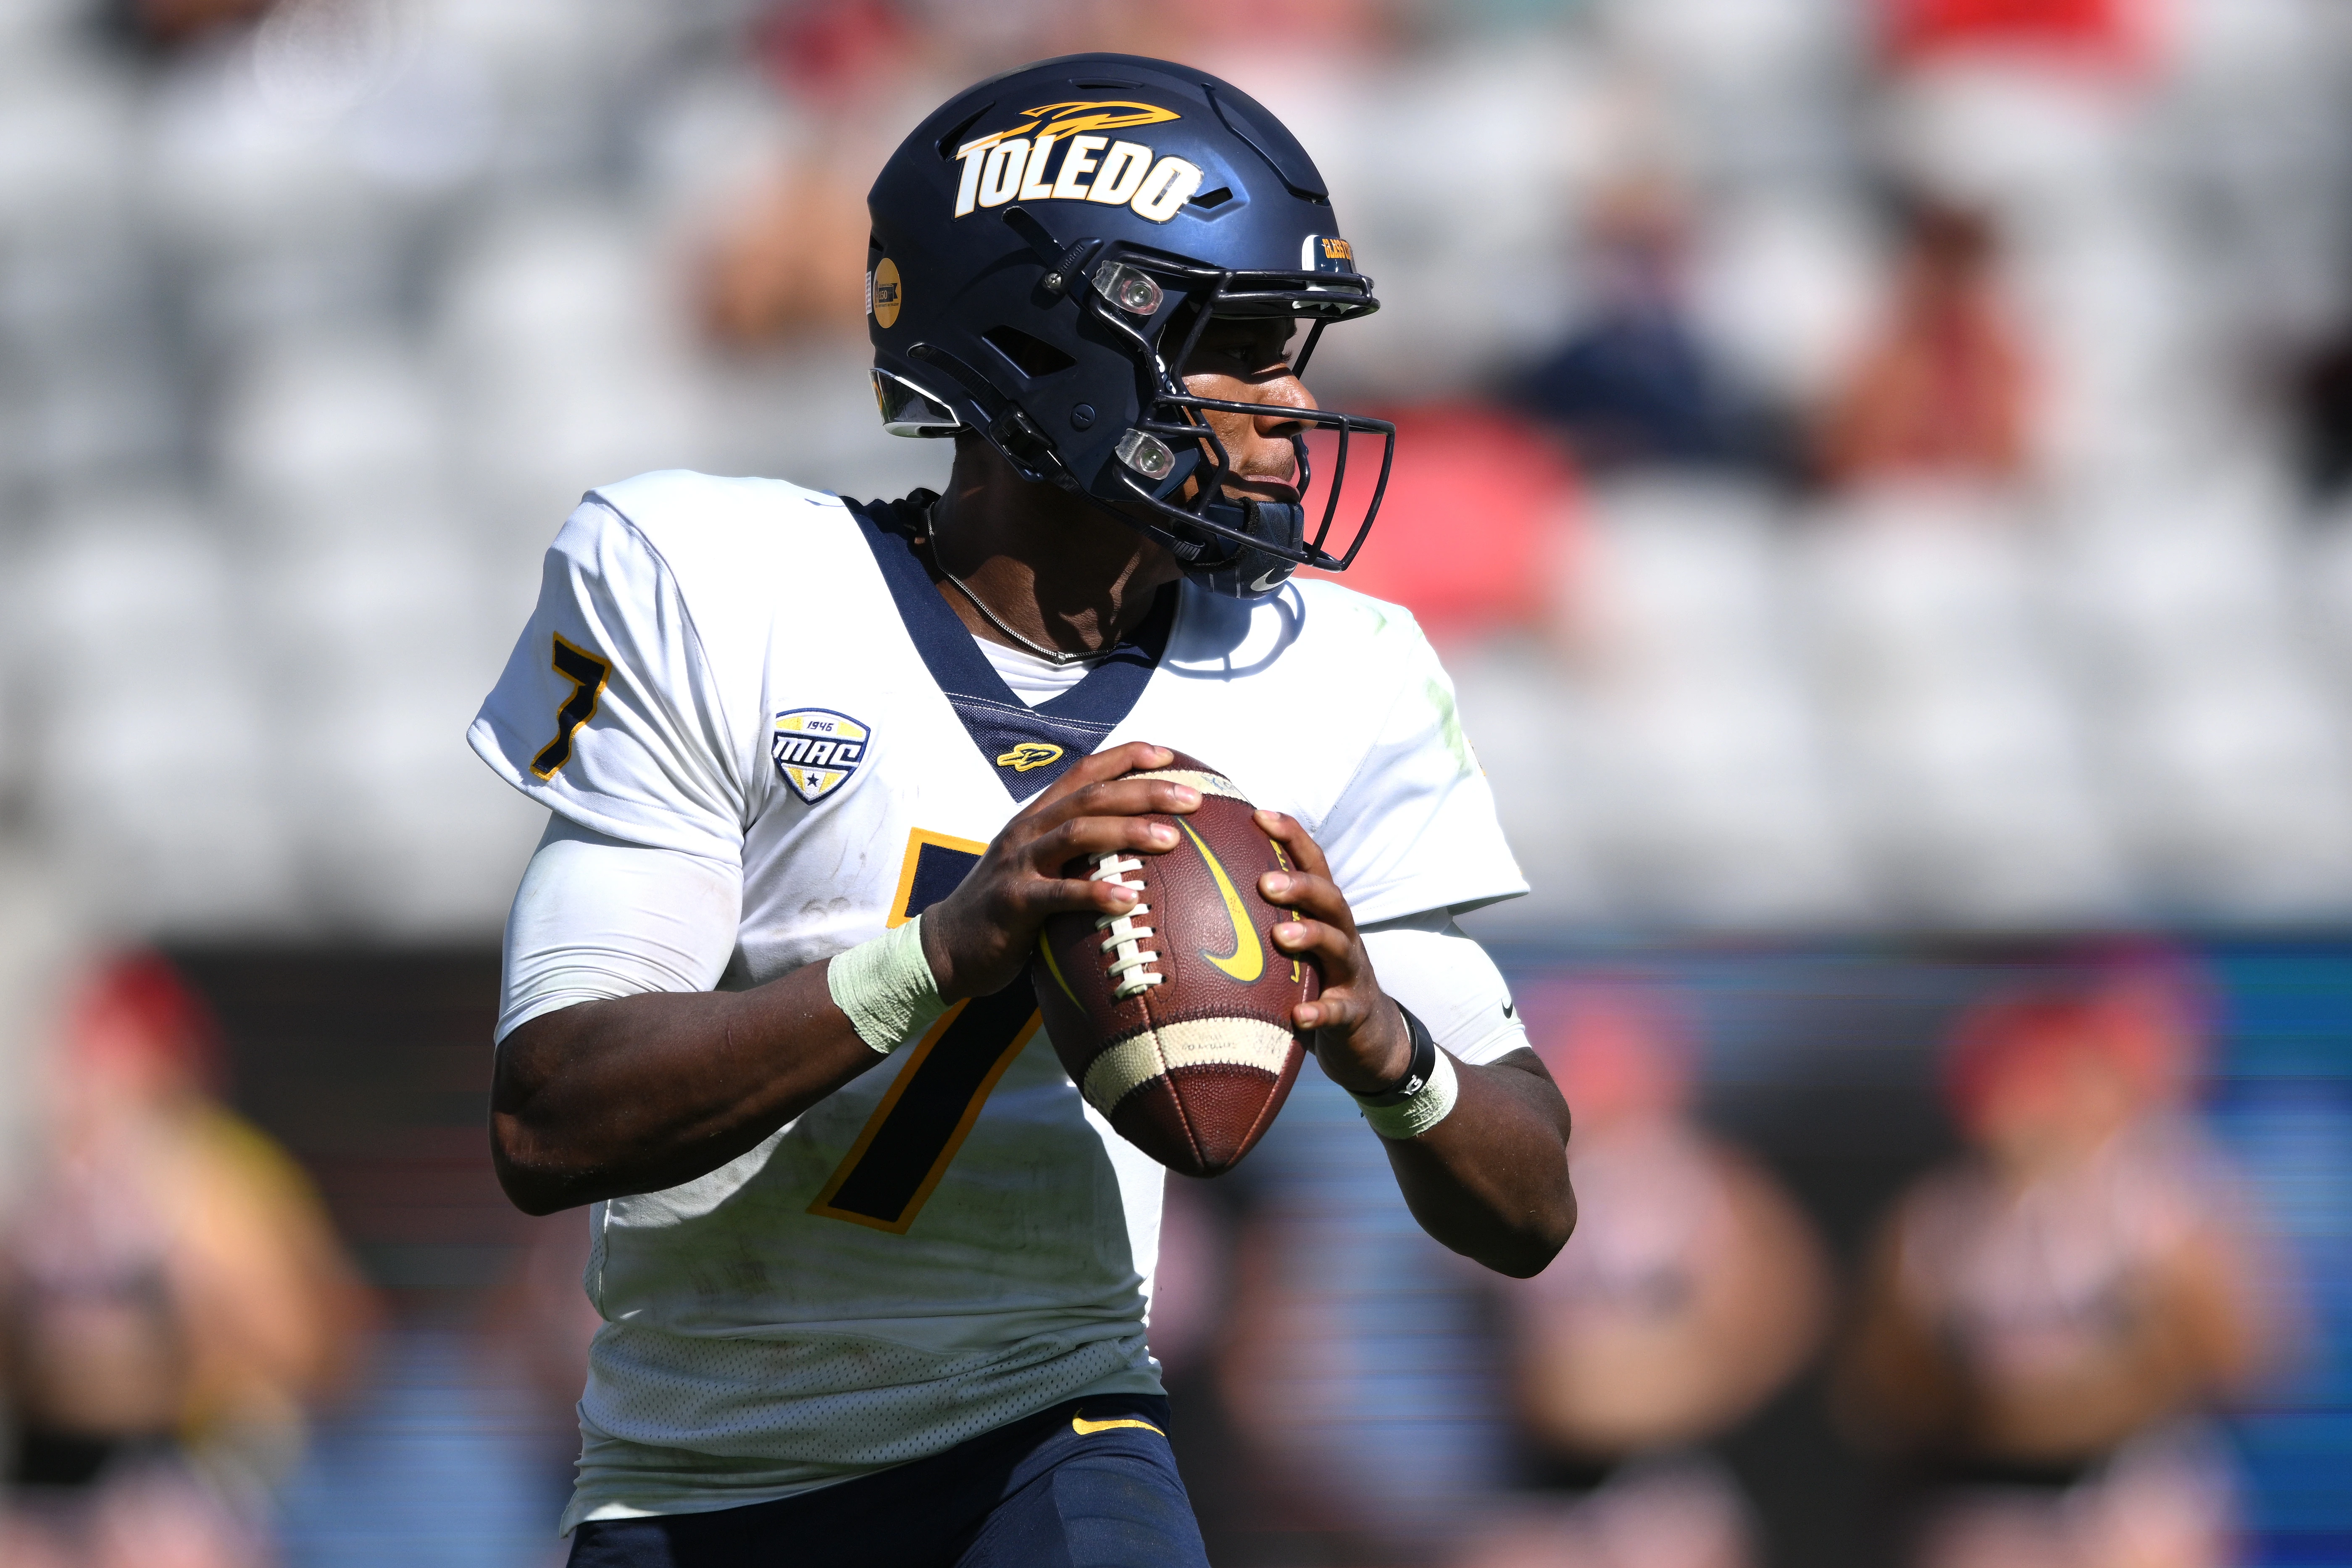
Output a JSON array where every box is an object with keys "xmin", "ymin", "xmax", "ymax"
[
  {"xmin": 808, "ymin": 830, "xmax": 1042, "ymax": 1234},
  {"xmin": 530, "ymin": 635, "xmax": 611, "ymax": 779}
]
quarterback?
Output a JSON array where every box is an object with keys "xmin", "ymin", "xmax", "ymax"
[{"xmin": 471, "ymin": 54, "xmax": 1575, "ymax": 1568}]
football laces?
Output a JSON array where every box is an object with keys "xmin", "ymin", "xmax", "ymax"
[{"xmin": 1089, "ymin": 853, "xmax": 1165, "ymax": 999}]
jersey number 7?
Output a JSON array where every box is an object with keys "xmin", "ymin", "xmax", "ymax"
[
  {"xmin": 808, "ymin": 830, "xmax": 1042, "ymax": 1235},
  {"xmin": 530, "ymin": 634, "xmax": 612, "ymax": 779}
]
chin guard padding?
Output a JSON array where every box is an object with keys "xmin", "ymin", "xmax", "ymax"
[{"xmin": 1176, "ymin": 497, "xmax": 1308, "ymax": 601}]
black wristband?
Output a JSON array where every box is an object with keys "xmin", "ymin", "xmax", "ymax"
[{"xmin": 1354, "ymin": 1002, "xmax": 1439, "ymax": 1108}]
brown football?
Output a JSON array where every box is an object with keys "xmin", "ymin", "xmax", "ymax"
[{"xmin": 1031, "ymin": 752, "xmax": 1318, "ymax": 1177}]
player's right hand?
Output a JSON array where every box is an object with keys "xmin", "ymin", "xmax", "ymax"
[{"xmin": 919, "ymin": 742, "xmax": 1199, "ymax": 1002}]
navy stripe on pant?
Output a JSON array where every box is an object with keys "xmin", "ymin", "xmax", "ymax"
[{"xmin": 565, "ymin": 1394, "xmax": 1209, "ymax": 1568}]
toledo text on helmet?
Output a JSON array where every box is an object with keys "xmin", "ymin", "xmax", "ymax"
[{"xmin": 951, "ymin": 102, "xmax": 1202, "ymax": 224}]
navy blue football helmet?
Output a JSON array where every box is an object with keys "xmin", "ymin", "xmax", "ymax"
[{"xmin": 866, "ymin": 53, "xmax": 1394, "ymax": 599}]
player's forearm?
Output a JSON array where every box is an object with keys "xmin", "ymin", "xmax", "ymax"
[
  {"xmin": 490, "ymin": 966, "xmax": 884, "ymax": 1214},
  {"xmin": 1381, "ymin": 1050, "xmax": 1574, "ymax": 1278}
]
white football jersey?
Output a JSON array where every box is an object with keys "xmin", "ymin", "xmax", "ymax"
[{"xmin": 468, "ymin": 470, "xmax": 1526, "ymax": 1529}]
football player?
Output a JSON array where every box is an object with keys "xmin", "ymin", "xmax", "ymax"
[{"xmin": 471, "ymin": 53, "xmax": 1575, "ymax": 1568}]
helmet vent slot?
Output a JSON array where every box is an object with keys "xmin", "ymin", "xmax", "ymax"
[
  {"xmin": 1188, "ymin": 186, "xmax": 1234, "ymax": 210},
  {"xmin": 1204, "ymin": 83, "xmax": 1329, "ymax": 201},
  {"xmin": 982, "ymin": 326, "xmax": 1078, "ymax": 380},
  {"xmin": 934, "ymin": 102, "xmax": 994, "ymax": 161}
]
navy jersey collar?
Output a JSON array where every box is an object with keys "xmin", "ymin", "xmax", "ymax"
[{"xmin": 848, "ymin": 493, "xmax": 1175, "ymax": 800}]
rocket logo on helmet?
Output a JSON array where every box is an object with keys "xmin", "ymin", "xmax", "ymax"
[{"xmin": 864, "ymin": 53, "xmax": 1398, "ymax": 602}]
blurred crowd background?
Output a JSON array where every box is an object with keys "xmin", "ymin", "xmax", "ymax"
[{"xmin": 2, "ymin": 0, "xmax": 2351, "ymax": 1564}]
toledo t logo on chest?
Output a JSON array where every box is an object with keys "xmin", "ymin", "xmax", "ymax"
[
  {"xmin": 952, "ymin": 101, "xmax": 1202, "ymax": 224},
  {"xmin": 996, "ymin": 742, "xmax": 1063, "ymax": 773},
  {"xmin": 771, "ymin": 709, "xmax": 870, "ymax": 804}
]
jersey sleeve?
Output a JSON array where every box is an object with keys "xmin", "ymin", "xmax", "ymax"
[
  {"xmin": 468, "ymin": 498, "xmax": 749, "ymax": 864},
  {"xmin": 1359, "ymin": 913, "xmax": 1528, "ymax": 1066},
  {"xmin": 1318, "ymin": 609, "xmax": 1528, "ymax": 925},
  {"xmin": 497, "ymin": 816, "xmax": 742, "ymax": 1043}
]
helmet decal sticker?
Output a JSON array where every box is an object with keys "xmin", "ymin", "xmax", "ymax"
[
  {"xmin": 1303, "ymin": 235, "xmax": 1356, "ymax": 273},
  {"xmin": 1129, "ymin": 156, "xmax": 1205, "ymax": 222},
  {"xmin": 1086, "ymin": 141, "xmax": 1155, "ymax": 206},
  {"xmin": 1049, "ymin": 136, "xmax": 1109, "ymax": 200},
  {"xmin": 963, "ymin": 101, "xmax": 1180, "ymax": 153},
  {"xmin": 952, "ymin": 102, "xmax": 1197, "ymax": 223},
  {"xmin": 869, "ymin": 258, "xmax": 902, "ymax": 328},
  {"xmin": 973, "ymin": 138, "xmax": 1029, "ymax": 208}
]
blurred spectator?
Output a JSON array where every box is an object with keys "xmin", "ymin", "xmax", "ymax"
[
  {"xmin": 2296, "ymin": 327, "xmax": 2352, "ymax": 505},
  {"xmin": 1817, "ymin": 199, "xmax": 2035, "ymax": 490},
  {"xmin": 699, "ymin": 153, "xmax": 875, "ymax": 347},
  {"xmin": 1216, "ymin": 1068, "xmax": 1520, "ymax": 1564},
  {"xmin": 479, "ymin": 1212, "xmax": 604, "ymax": 1512},
  {"xmin": 752, "ymin": 0, "xmax": 915, "ymax": 97},
  {"xmin": 105, "ymin": 0, "xmax": 275, "ymax": 54},
  {"xmin": 1512, "ymin": 177, "xmax": 1786, "ymax": 481},
  {"xmin": 1453, "ymin": 976, "xmax": 1829, "ymax": 1568},
  {"xmin": 1878, "ymin": 0, "xmax": 2152, "ymax": 74},
  {"xmin": 1452, "ymin": 1457, "xmax": 1758, "ymax": 1568},
  {"xmin": 1140, "ymin": 1175, "xmax": 1227, "ymax": 1381},
  {"xmin": 700, "ymin": 1, "xmax": 933, "ymax": 347},
  {"xmin": 1842, "ymin": 968, "xmax": 2289, "ymax": 1568},
  {"xmin": 0, "ymin": 953, "xmax": 376, "ymax": 1568},
  {"xmin": 1301, "ymin": 405, "xmax": 1579, "ymax": 647},
  {"xmin": 1510, "ymin": 976, "xmax": 1830, "ymax": 1461}
]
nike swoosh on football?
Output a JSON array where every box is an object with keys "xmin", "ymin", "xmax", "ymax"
[
  {"xmin": 1071, "ymin": 1413, "xmax": 1165, "ymax": 1437},
  {"xmin": 1176, "ymin": 819, "xmax": 1263, "ymax": 983},
  {"xmin": 1036, "ymin": 928, "xmax": 1083, "ymax": 1008}
]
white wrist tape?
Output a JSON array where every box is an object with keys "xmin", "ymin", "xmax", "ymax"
[
  {"xmin": 1357, "ymin": 1047, "xmax": 1460, "ymax": 1140},
  {"xmin": 827, "ymin": 916, "xmax": 947, "ymax": 1055}
]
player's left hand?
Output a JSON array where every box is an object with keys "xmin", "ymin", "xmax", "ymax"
[{"xmin": 1253, "ymin": 810, "xmax": 1414, "ymax": 1095}]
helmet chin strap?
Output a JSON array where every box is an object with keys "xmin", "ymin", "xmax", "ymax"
[
  {"xmin": 1080, "ymin": 485, "xmax": 1305, "ymax": 602},
  {"xmin": 1033, "ymin": 421, "xmax": 1310, "ymax": 601}
]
